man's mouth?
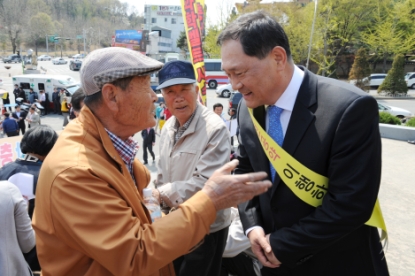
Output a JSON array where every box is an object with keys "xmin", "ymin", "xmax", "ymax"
[{"xmin": 176, "ymin": 106, "xmax": 187, "ymax": 110}]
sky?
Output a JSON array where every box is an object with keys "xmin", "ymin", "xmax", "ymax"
[{"xmin": 119, "ymin": 0, "xmax": 288, "ymax": 26}]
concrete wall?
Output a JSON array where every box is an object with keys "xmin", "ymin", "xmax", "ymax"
[{"xmin": 379, "ymin": 124, "xmax": 415, "ymax": 141}]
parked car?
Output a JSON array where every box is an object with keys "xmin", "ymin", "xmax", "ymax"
[
  {"xmin": 52, "ymin": 57, "xmax": 67, "ymax": 65},
  {"xmin": 72, "ymin": 53, "xmax": 86, "ymax": 59},
  {"xmin": 363, "ymin": 74, "xmax": 387, "ymax": 88},
  {"xmin": 69, "ymin": 59, "xmax": 82, "ymax": 71},
  {"xmin": 3, "ymin": 54, "xmax": 22, "ymax": 63},
  {"xmin": 377, "ymin": 102, "xmax": 412, "ymax": 118},
  {"xmin": 216, "ymin": 83, "xmax": 233, "ymax": 98},
  {"xmin": 405, "ymin": 72, "xmax": 415, "ymax": 89},
  {"xmin": 228, "ymin": 91, "xmax": 243, "ymax": 113},
  {"xmin": 37, "ymin": 55, "xmax": 52, "ymax": 61}
]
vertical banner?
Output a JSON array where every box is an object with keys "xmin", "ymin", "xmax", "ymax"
[{"xmin": 181, "ymin": 0, "xmax": 206, "ymax": 106}]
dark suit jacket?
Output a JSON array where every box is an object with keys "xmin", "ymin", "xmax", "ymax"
[
  {"xmin": 12, "ymin": 110, "xmax": 27, "ymax": 128},
  {"xmin": 141, "ymin": 128, "xmax": 155, "ymax": 145},
  {"xmin": 236, "ymin": 67, "xmax": 388, "ymax": 276}
]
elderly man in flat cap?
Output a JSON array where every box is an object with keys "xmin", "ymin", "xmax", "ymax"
[
  {"xmin": 154, "ymin": 60, "xmax": 231, "ymax": 276},
  {"xmin": 32, "ymin": 47, "xmax": 271, "ymax": 276}
]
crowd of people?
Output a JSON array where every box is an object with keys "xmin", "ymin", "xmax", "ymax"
[
  {"xmin": 0, "ymin": 10, "xmax": 389, "ymax": 276},
  {"xmin": 0, "ymin": 85, "xmax": 86, "ymax": 137}
]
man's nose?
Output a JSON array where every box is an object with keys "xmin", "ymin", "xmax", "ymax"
[{"xmin": 230, "ymin": 78, "xmax": 242, "ymax": 91}]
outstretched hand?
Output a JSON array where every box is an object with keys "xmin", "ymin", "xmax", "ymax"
[{"xmin": 201, "ymin": 159, "xmax": 272, "ymax": 211}]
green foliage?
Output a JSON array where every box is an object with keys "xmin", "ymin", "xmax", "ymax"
[
  {"xmin": 203, "ymin": 25, "xmax": 222, "ymax": 58},
  {"xmin": 378, "ymin": 54, "xmax": 408, "ymax": 94},
  {"xmin": 379, "ymin": 112, "xmax": 401, "ymax": 125},
  {"xmin": 405, "ymin": 117, "xmax": 415, "ymax": 127},
  {"xmin": 176, "ymin": 31, "xmax": 188, "ymax": 53},
  {"xmin": 349, "ymin": 48, "xmax": 370, "ymax": 91}
]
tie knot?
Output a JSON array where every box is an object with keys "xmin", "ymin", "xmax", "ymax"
[{"xmin": 268, "ymin": 105, "xmax": 283, "ymax": 118}]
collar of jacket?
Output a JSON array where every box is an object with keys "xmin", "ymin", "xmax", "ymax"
[
  {"xmin": 167, "ymin": 102, "xmax": 204, "ymax": 139},
  {"xmin": 77, "ymin": 105, "xmax": 126, "ymax": 168}
]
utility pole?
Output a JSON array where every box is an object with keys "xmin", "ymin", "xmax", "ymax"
[
  {"xmin": 306, "ymin": 0, "xmax": 318, "ymax": 69},
  {"xmin": 46, "ymin": 35, "xmax": 48, "ymax": 53},
  {"xmin": 83, "ymin": 29, "xmax": 86, "ymax": 54}
]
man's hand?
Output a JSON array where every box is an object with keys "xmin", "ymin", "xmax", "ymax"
[
  {"xmin": 201, "ymin": 159, "xmax": 271, "ymax": 211},
  {"xmin": 248, "ymin": 228, "xmax": 281, "ymax": 268}
]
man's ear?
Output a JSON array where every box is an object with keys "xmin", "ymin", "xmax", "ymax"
[
  {"xmin": 101, "ymin": 83, "xmax": 119, "ymax": 112},
  {"xmin": 270, "ymin": 46, "xmax": 288, "ymax": 70}
]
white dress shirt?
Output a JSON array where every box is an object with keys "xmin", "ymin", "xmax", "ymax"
[{"xmin": 246, "ymin": 65, "xmax": 305, "ymax": 237}]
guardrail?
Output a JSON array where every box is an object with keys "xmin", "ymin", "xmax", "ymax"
[{"xmin": 379, "ymin": 123, "xmax": 415, "ymax": 141}]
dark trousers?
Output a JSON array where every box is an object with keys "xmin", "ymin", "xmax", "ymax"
[
  {"xmin": 174, "ymin": 227, "xmax": 229, "ymax": 276},
  {"xmin": 3, "ymin": 98, "xmax": 11, "ymax": 111},
  {"xmin": 143, "ymin": 142, "xmax": 155, "ymax": 163},
  {"xmin": 18, "ymin": 122, "xmax": 26, "ymax": 135},
  {"xmin": 6, "ymin": 131, "xmax": 19, "ymax": 137},
  {"xmin": 53, "ymin": 100, "xmax": 61, "ymax": 114},
  {"xmin": 40, "ymin": 101, "xmax": 47, "ymax": 115},
  {"xmin": 220, "ymin": 253, "xmax": 257, "ymax": 276}
]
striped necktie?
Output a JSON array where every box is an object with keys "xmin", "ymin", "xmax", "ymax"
[{"xmin": 267, "ymin": 105, "xmax": 284, "ymax": 182}]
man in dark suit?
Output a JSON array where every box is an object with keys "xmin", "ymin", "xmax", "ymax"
[
  {"xmin": 218, "ymin": 11, "xmax": 389, "ymax": 276},
  {"xmin": 52, "ymin": 88, "xmax": 61, "ymax": 114},
  {"xmin": 141, "ymin": 127, "xmax": 155, "ymax": 164},
  {"xmin": 12, "ymin": 105, "xmax": 27, "ymax": 134}
]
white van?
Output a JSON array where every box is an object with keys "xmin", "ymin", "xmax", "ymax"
[
  {"xmin": 12, "ymin": 74, "xmax": 81, "ymax": 109},
  {"xmin": 405, "ymin": 72, "xmax": 415, "ymax": 89}
]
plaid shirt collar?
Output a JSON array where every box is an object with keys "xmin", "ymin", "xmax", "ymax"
[
  {"xmin": 105, "ymin": 129, "xmax": 139, "ymax": 181},
  {"xmin": 174, "ymin": 105, "xmax": 198, "ymax": 144}
]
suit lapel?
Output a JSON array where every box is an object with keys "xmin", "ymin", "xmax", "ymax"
[
  {"xmin": 270, "ymin": 68, "xmax": 318, "ymax": 198},
  {"xmin": 252, "ymin": 106, "xmax": 272, "ymax": 179}
]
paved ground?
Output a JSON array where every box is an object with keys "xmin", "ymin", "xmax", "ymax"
[
  {"xmin": 2, "ymin": 62, "xmax": 414, "ymax": 274},
  {"xmin": 16, "ymin": 113, "xmax": 413, "ymax": 275}
]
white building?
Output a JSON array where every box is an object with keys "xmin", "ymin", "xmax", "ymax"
[{"xmin": 144, "ymin": 5, "xmax": 185, "ymax": 53}]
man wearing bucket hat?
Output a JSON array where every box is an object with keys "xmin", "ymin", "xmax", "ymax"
[
  {"xmin": 32, "ymin": 47, "xmax": 272, "ymax": 276},
  {"xmin": 154, "ymin": 60, "xmax": 232, "ymax": 276}
]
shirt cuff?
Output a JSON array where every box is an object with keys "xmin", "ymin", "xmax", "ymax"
[
  {"xmin": 158, "ymin": 183, "xmax": 184, "ymax": 208},
  {"xmin": 245, "ymin": 226, "xmax": 263, "ymax": 237}
]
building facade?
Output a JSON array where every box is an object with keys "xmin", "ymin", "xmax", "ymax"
[{"xmin": 144, "ymin": 5, "xmax": 185, "ymax": 53}]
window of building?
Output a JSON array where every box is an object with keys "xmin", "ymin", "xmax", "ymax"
[
  {"xmin": 151, "ymin": 18, "xmax": 157, "ymax": 23},
  {"xmin": 165, "ymin": 18, "xmax": 167, "ymax": 22},
  {"xmin": 144, "ymin": 19, "xmax": 146, "ymax": 24},
  {"xmin": 172, "ymin": 18, "xmax": 177, "ymax": 24}
]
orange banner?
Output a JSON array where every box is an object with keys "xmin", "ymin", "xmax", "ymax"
[{"xmin": 181, "ymin": 0, "xmax": 206, "ymax": 105}]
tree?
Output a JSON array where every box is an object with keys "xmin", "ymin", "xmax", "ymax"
[
  {"xmin": 203, "ymin": 25, "xmax": 221, "ymax": 58},
  {"xmin": 310, "ymin": 0, "xmax": 378, "ymax": 77},
  {"xmin": 177, "ymin": 31, "xmax": 188, "ymax": 57},
  {"xmin": 27, "ymin": 13, "xmax": 55, "ymax": 55},
  {"xmin": 361, "ymin": 20, "xmax": 415, "ymax": 73},
  {"xmin": 0, "ymin": 0, "xmax": 29, "ymax": 53},
  {"xmin": 378, "ymin": 54, "xmax": 408, "ymax": 95},
  {"xmin": 349, "ymin": 48, "xmax": 371, "ymax": 91}
]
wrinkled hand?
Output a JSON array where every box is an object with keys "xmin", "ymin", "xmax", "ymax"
[
  {"xmin": 248, "ymin": 228, "xmax": 281, "ymax": 268},
  {"xmin": 201, "ymin": 159, "xmax": 271, "ymax": 211}
]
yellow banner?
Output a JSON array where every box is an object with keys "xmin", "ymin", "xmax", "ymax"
[
  {"xmin": 248, "ymin": 108, "xmax": 387, "ymax": 241},
  {"xmin": 181, "ymin": 0, "xmax": 206, "ymax": 106}
]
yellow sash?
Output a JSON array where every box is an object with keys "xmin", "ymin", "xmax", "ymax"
[{"xmin": 248, "ymin": 108, "xmax": 387, "ymax": 241}]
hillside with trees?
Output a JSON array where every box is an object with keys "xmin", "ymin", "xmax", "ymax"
[{"xmin": 0, "ymin": 0, "xmax": 144, "ymax": 55}]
